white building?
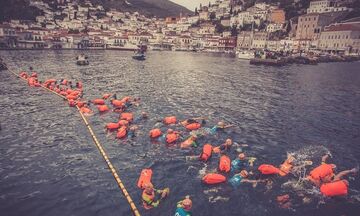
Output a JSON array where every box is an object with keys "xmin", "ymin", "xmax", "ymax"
[
  {"xmin": 307, "ymin": 0, "xmax": 350, "ymax": 14},
  {"xmin": 266, "ymin": 23, "xmax": 283, "ymax": 33}
]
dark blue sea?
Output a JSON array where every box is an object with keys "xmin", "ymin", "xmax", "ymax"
[{"xmin": 0, "ymin": 50, "xmax": 359, "ymax": 216}]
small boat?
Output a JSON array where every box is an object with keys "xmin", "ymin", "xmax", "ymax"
[
  {"xmin": 0, "ymin": 57, "xmax": 7, "ymax": 70},
  {"xmin": 132, "ymin": 44, "xmax": 147, "ymax": 60},
  {"xmin": 237, "ymin": 50, "xmax": 254, "ymax": 60},
  {"xmin": 132, "ymin": 53, "xmax": 146, "ymax": 61},
  {"xmin": 76, "ymin": 60, "xmax": 89, "ymax": 65},
  {"xmin": 250, "ymin": 57, "xmax": 286, "ymax": 66},
  {"xmin": 76, "ymin": 54, "xmax": 89, "ymax": 66}
]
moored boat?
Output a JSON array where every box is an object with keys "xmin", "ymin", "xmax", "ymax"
[
  {"xmin": 237, "ymin": 50, "xmax": 255, "ymax": 60},
  {"xmin": 76, "ymin": 54, "xmax": 89, "ymax": 66},
  {"xmin": 250, "ymin": 57, "xmax": 286, "ymax": 66}
]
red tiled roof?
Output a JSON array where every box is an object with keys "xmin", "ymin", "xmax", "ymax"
[{"xmin": 324, "ymin": 23, "xmax": 360, "ymax": 31}]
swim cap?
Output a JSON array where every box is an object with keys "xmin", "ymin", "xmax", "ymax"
[{"xmin": 182, "ymin": 198, "xmax": 192, "ymax": 211}]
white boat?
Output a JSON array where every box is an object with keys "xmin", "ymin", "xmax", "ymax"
[
  {"xmin": 76, "ymin": 54, "xmax": 89, "ymax": 66},
  {"xmin": 237, "ymin": 51, "xmax": 254, "ymax": 60}
]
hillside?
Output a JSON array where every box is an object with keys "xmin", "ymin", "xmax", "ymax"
[
  {"xmin": 0, "ymin": 0, "xmax": 192, "ymax": 22},
  {"xmin": 0, "ymin": 0, "xmax": 43, "ymax": 22},
  {"xmin": 88, "ymin": 0, "xmax": 192, "ymax": 17}
]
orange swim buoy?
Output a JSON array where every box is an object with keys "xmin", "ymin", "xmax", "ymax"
[
  {"xmin": 116, "ymin": 126, "xmax": 127, "ymax": 139},
  {"xmin": 61, "ymin": 79, "xmax": 68, "ymax": 85},
  {"xmin": 120, "ymin": 96, "xmax": 131, "ymax": 103},
  {"xmin": 320, "ymin": 180, "xmax": 348, "ymax": 197},
  {"xmin": 111, "ymin": 99, "xmax": 124, "ymax": 107},
  {"xmin": 97, "ymin": 105, "xmax": 109, "ymax": 112},
  {"xmin": 180, "ymin": 137, "xmax": 196, "ymax": 148},
  {"xmin": 120, "ymin": 112, "xmax": 133, "ymax": 122},
  {"xmin": 60, "ymin": 91, "xmax": 68, "ymax": 96},
  {"xmin": 149, "ymin": 128, "xmax": 162, "ymax": 138},
  {"xmin": 309, "ymin": 164, "xmax": 334, "ymax": 182},
  {"xmin": 258, "ymin": 164, "xmax": 280, "ymax": 175},
  {"xmin": 68, "ymin": 100, "xmax": 76, "ymax": 107},
  {"xmin": 166, "ymin": 133, "xmax": 179, "ymax": 144},
  {"xmin": 164, "ymin": 116, "xmax": 177, "ymax": 125},
  {"xmin": 80, "ymin": 107, "xmax": 92, "ymax": 114},
  {"xmin": 199, "ymin": 144, "xmax": 212, "ymax": 162},
  {"xmin": 66, "ymin": 89, "xmax": 73, "ymax": 94},
  {"xmin": 106, "ymin": 122, "xmax": 120, "ymax": 130},
  {"xmin": 31, "ymin": 72, "xmax": 37, "ymax": 78},
  {"xmin": 76, "ymin": 100, "xmax": 86, "ymax": 108},
  {"xmin": 118, "ymin": 119, "xmax": 129, "ymax": 126},
  {"xmin": 66, "ymin": 94, "xmax": 78, "ymax": 100},
  {"xmin": 137, "ymin": 169, "xmax": 153, "ymax": 189},
  {"xmin": 185, "ymin": 122, "xmax": 201, "ymax": 130},
  {"xmin": 202, "ymin": 173, "xmax": 226, "ymax": 185},
  {"xmin": 219, "ymin": 155, "xmax": 231, "ymax": 173},
  {"xmin": 92, "ymin": 98, "xmax": 105, "ymax": 105},
  {"xmin": 103, "ymin": 93, "xmax": 111, "ymax": 99}
]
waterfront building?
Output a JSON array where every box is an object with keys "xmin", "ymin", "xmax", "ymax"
[
  {"xmin": 296, "ymin": 12, "xmax": 348, "ymax": 40},
  {"xmin": 318, "ymin": 21, "xmax": 360, "ymax": 53},
  {"xmin": 218, "ymin": 37, "xmax": 236, "ymax": 51},
  {"xmin": 0, "ymin": 24, "xmax": 17, "ymax": 48},
  {"xmin": 251, "ymin": 32, "xmax": 268, "ymax": 49},
  {"xmin": 307, "ymin": 0, "xmax": 350, "ymax": 14},
  {"xmin": 266, "ymin": 40, "xmax": 280, "ymax": 51},
  {"xmin": 236, "ymin": 31, "xmax": 252, "ymax": 50}
]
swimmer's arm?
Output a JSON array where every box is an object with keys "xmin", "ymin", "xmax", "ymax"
[
  {"xmin": 321, "ymin": 154, "xmax": 330, "ymax": 164},
  {"xmin": 223, "ymin": 124, "xmax": 235, "ymax": 129},
  {"xmin": 241, "ymin": 179, "xmax": 266, "ymax": 184},
  {"xmin": 333, "ymin": 169, "xmax": 356, "ymax": 181}
]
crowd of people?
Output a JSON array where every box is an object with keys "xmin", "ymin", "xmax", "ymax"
[{"xmin": 18, "ymin": 68, "xmax": 359, "ymax": 215}]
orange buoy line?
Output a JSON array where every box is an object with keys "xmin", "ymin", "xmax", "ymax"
[{"xmin": 4, "ymin": 64, "xmax": 141, "ymax": 216}]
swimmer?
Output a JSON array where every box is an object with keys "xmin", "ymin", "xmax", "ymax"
[
  {"xmin": 175, "ymin": 195, "xmax": 192, "ymax": 216},
  {"xmin": 127, "ymin": 125, "xmax": 139, "ymax": 138},
  {"xmin": 133, "ymin": 112, "xmax": 148, "ymax": 124},
  {"xmin": 213, "ymin": 138, "xmax": 233, "ymax": 154},
  {"xmin": 142, "ymin": 183, "xmax": 169, "ymax": 209},
  {"xmin": 191, "ymin": 121, "xmax": 235, "ymax": 137},
  {"xmin": 306, "ymin": 154, "xmax": 357, "ymax": 186},
  {"xmin": 231, "ymin": 153, "xmax": 248, "ymax": 172},
  {"xmin": 229, "ymin": 170, "xmax": 267, "ymax": 188},
  {"xmin": 319, "ymin": 167, "xmax": 358, "ymax": 197}
]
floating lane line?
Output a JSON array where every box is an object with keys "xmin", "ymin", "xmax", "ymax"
[{"xmin": 4, "ymin": 65, "xmax": 141, "ymax": 216}]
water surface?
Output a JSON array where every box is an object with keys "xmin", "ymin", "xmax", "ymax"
[{"xmin": 1, "ymin": 50, "xmax": 360, "ymax": 216}]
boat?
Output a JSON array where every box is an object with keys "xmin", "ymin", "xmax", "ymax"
[
  {"xmin": 132, "ymin": 44, "xmax": 147, "ymax": 61},
  {"xmin": 0, "ymin": 57, "xmax": 7, "ymax": 70},
  {"xmin": 250, "ymin": 57, "xmax": 286, "ymax": 66},
  {"xmin": 237, "ymin": 50, "xmax": 255, "ymax": 60},
  {"xmin": 107, "ymin": 44, "xmax": 138, "ymax": 51},
  {"xmin": 76, "ymin": 54, "xmax": 89, "ymax": 66},
  {"xmin": 132, "ymin": 53, "xmax": 146, "ymax": 61}
]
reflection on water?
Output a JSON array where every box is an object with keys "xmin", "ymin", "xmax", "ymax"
[{"xmin": 0, "ymin": 50, "xmax": 360, "ymax": 216}]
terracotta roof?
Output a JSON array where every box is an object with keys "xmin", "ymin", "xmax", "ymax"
[{"xmin": 324, "ymin": 23, "xmax": 360, "ymax": 31}]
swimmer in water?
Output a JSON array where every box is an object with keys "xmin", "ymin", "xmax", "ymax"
[
  {"xmin": 142, "ymin": 183, "xmax": 169, "ymax": 209},
  {"xmin": 175, "ymin": 195, "xmax": 192, "ymax": 216}
]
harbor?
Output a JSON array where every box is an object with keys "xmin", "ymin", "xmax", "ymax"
[{"xmin": 1, "ymin": 50, "xmax": 360, "ymax": 216}]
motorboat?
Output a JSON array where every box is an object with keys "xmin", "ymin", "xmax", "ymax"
[
  {"xmin": 76, "ymin": 54, "xmax": 89, "ymax": 66},
  {"xmin": 132, "ymin": 52, "xmax": 146, "ymax": 60},
  {"xmin": 237, "ymin": 50, "xmax": 254, "ymax": 60}
]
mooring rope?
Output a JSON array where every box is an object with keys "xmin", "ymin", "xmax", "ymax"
[{"xmin": 4, "ymin": 63, "xmax": 141, "ymax": 216}]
